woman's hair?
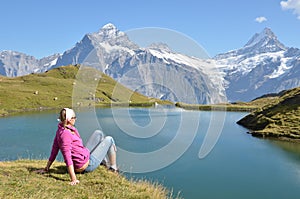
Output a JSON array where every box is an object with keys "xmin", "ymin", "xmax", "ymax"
[
  {"xmin": 59, "ymin": 108, "xmax": 76, "ymax": 126},
  {"xmin": 59, "ymin": 108, "xmax": 68, "ymax": 126}
]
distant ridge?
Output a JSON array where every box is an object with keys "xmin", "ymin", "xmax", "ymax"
[{"xmin": 0, "ymin": 24, "xmax": 299, "ymax": 103}]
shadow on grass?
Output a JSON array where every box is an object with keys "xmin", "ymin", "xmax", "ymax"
[{"xmin": 27, "ymin": 165, "xmax": 68, "ymax": 182}]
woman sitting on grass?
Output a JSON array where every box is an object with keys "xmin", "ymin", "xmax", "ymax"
[{"xmin": 36, "ymin": 108, "xmax": 118, "ymax": 185}]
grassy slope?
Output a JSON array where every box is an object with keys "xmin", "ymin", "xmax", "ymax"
[
  {"xmin": 237, "ymin": 87, "xmax": 300, "ymax": 140},
  {"xmin": 0, "ymin": 160, "xmax": 178, "ymax": 199},
  {"xmin": 0, "ymin": 65, "xmax": 172, "ymax": 116}
]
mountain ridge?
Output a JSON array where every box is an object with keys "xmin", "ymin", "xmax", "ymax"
[
  {"xmin": 1, "ymin": 24, "xmax": 299, "ymax": 104},
  {"xmin": 214, "ymin": 27, "xmax": 287, "ymax": 59},
  {"xmin": 215, "ymin": 27, "xmax": 300, "ymax": 102},
  {"xmin": 51, "ymin": 24, "xmax": 226, "ymax": 104}
]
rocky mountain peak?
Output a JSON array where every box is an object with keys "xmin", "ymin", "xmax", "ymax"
[
  {"xmin": 244, "ymin": 28, "xmax": 274, "ymax": 47},
  {"xmin": 243, "ymin": 27, "xmax": 287, "ymax": 53},
  {"xmin": 102, "ymin": 23, "xmax": 117, "ymax": 30},
  {"xmin": 86, "ymin": 23, "xmax": 138, "ymax": 49},
  {"xmin": 244, "ymin": 28, "xmax": 287, "ymax": 51},
  {"xmin": 95, "ymin": 23, "xmax": 125, "ymax": 40},
  {"xmin": 215, "ymin": 27, "xmax": 287, "ymax": 60}
]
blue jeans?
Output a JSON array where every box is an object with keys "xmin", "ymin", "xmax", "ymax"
[
  {"xmin": 84, "ymin": 130, "xmax": 116, "ymax": 172},
  {"xmin": 84, "ymin": 154, "xmax": 101, "ymax": 172}
]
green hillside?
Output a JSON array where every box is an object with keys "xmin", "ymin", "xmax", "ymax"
[
  {"xmin": 0, "ymin": 65, "xmax": 171, "ymax": 116},
  {"xmin": 237, "ymin": 87, "xmax": 300, "ymax": 140}
]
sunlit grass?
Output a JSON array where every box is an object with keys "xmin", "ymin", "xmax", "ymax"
[
  {"xmin": 0, "ymin": 159, "xmax": 180, "ymax": 199},
  {"xmin": 237, "ymin": 87, "xmax": 300, "ymax": 139}
]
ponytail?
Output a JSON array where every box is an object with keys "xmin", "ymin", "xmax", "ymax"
[{"xmin": 59, "ymin": 108, "xmax": 68, "ymax": 127}]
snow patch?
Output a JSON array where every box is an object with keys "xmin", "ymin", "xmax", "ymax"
[
  {"xmin": 43, "ymin": 57, "xmax": 58, "ymax": 67},
  {"xmin": 268, "ymin": 57, "xmax": 293, "ymax": 78},
  {"xmin": 216, "ymin": 51, "xmax": 286, "ymax": 76},
  {"xmin": 100, "ymin": 43, "xmax": 135, "ymax": 56}
]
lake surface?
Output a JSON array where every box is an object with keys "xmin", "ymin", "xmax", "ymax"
[{"xmin": 1, "ymin": 108, "xmax": 300, "ymax": 199}]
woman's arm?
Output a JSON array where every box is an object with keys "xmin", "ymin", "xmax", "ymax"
[
  {"xmin": 67, "ymin": 165, "xmax": 79, "ymax": 185},
  {"xmin": 60, "ymin": 128, "xmax": 79, "ymax": 185},
  {"xmin": 44, "ymin": 160, "xmax": 53, "ymax": 172},
  {"xmin": 36, "ymin": 160, "xmax": 79, "ymax": 186}
]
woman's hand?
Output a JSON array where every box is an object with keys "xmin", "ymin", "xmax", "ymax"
[
  {"xmin": 34, "ymin": 168, "xmax": 48, "ymax": 174},
  {"xmin": 34, "ymin": 161, "xmax": 52, "ymax": 174},
  {"xmin": 70, "ymin": 179, "xmax": 80, "ymax": 185}
]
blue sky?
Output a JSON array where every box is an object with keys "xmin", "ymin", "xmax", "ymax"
[{"xmin": 1, "ymin": 0, "xmax": 300, "ymax": 58}]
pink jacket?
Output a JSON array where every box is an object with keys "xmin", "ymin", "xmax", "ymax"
[{"xmin": 49, "ymin": 123, "xmax": 90, "ymax": 169}]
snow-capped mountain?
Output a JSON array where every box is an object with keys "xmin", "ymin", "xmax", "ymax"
[
  {"xmin": 215, "ymin": 27, "xmax": 300, "ymax": 102},
  {"xmin": 0, "ymin": 51, "xmax": 59, "ymax": 77},
  {"xmin": 52, "ymin": 23, "xmax": 226, "ymax": 104},
  {"xmin": 1, "ymin": 24, "xmax": 299, "ymax": 103},
  {"xmin": 53, "ymin": 23, "xmax": 139, "ymax": 70},
  {"xmin": 106, "ymin": 43, "xmax": 225, "ymax": 104}
]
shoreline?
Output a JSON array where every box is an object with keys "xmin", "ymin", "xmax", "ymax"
[
  {"xmin": 0, "ymin": 102, "xmax": 258, "ymax": 118},
  {"xmin": 0, "ymin": 102, "xmax": 155, "ymax": 117},
  {"xmin": 247, "ymin": 131, "xmax": 300, "ymax": 143},
  {"xmin": 3, "ymin": 102, "xmax": 298, "ymax": 143}
]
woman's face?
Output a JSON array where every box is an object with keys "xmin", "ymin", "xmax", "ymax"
[{"xmin": 68, "ymin": 116, "xmax": 77, "ymax": 126}]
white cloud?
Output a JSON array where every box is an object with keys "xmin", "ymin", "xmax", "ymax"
[
  {"xmin": 281, "ymin": 0, "xmax": 300, "ymax": 20},
  {"xmin": 255, "ymin": 16, "xmax": 267, "ymax": 23}
]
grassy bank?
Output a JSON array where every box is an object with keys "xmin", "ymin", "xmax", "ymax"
[
  {"xmin": 175, "ymin": 93, "xmax": 284, "ymax": 112},
  {"xmin": 0, "ymin": 65, "xmax": 172, "ymax": 117},
  {"xmin": 0, "ymin": 159, "xmax": 179, "ymax": 199},
  {"xmin": 237, "ymin": 87, "xmax": 300, "ymax": 140},
  {"xmin": 175, "ymin": 102, "xmax": 258, "ymax": 112}
]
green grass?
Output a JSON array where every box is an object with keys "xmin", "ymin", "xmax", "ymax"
[
  {"xmin": 0, "ymin": 159, "xmax": 179, "ymax": 199},
  {"xmin": 0, "ymin": 65, "xmax": 172, "ymax": 116},
  {"xmin": 237, "ymin": 87, "xmax": 300, "ymax": 140}
]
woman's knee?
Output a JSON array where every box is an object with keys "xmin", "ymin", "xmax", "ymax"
[
  {"xmin": 104, "ymin": 136, "xmax": 117, "ymax": 151},
  {"xmin": 104, "ymin": 136, "xmax": 114, "ymax": 144},
  {"xmin": 93, "ymin": 130, "xmax": 104, "ymax": 140},
  {"xmin": 94, "ymin": 130, "xmax": 104, "ymax": 136}
]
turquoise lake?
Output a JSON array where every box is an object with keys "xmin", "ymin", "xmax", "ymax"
[{"xmin": 1, "ymin": 108, "xmax": 300, "ymax": 199}]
